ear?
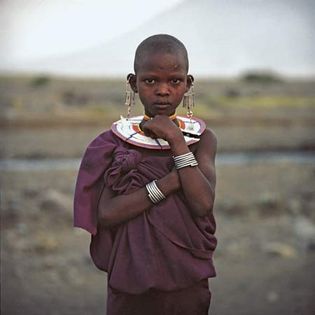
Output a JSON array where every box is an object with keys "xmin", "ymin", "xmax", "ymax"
[
  {"xmin": 127, "ymin": 73, "xmax": 138, "ymax": 93},
  {"xmin": 186, "ymin": 74, "xmax": 194, "ymax": 91}
]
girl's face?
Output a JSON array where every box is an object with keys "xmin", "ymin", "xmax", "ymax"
[{"xmin": 132, "ymin": 52, "xmax": 191, "ymax": 117}]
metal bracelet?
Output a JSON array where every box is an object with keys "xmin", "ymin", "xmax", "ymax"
[
  {"xmin": 146, "ymin": 180, "xmax": 166, "ymax": 204},
  {"xmin": 173, "ymin": 152, "xmax": 198, "ymax": 170}
]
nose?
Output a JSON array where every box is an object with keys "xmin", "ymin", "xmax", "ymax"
[{"xmin": 156, "ymin": 82, "xmax": 170, "ymax": 96}]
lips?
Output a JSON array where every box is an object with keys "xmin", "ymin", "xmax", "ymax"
[
  {"xmin": 154, "ymin": 104, "xmax": 170, "ymax": 112},
  {"xmin": 154, "ymin": 102, "xmax": 170, "ymax": 107}
]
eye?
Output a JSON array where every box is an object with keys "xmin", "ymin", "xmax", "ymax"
[
  {"xmin": 170, "ymin": 79, "xmax": 181, "ymax": 85},
  {"xmin": 144, "ymin": 79, "xmax": 155, "ymax": 85}
]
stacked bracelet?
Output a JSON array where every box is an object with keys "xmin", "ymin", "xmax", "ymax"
[
  {"xmin": 146, "ymin": 180, "xmax": 166, "ymax": 204},
  {"xmin": 173, "ymin": 152, "xmax": 198, "ymax": 170}
]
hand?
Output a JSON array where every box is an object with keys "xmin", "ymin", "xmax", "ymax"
[{"xmin": 141, "ymin": 115, "xmax": 183, "ymax": 143}]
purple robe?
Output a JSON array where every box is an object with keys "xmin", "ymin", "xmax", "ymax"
[{"xmin": 74, "ymin": 130, "xmax": 217, "ymax": 295}]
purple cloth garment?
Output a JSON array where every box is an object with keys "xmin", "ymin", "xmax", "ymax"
[
  {"xmin": 74, "ymin": 130, "xmax": 217, "ymax": 294},
  {"xmin": 107, "ymin": 279, "xmax": 211, "ymax": 315}
]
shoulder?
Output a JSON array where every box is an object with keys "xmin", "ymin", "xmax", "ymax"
[
  {"xmin": 87, "ymin": 129, "xmax": 122, "ymax": 148},
  {"xmin": 80, "ymin": 129, "xmax": 127, "ymax": 170},
  {"xmin": 198, "ymin": 128, "xmax": 217, "ymax": 152},
  {"xmin": 201, "ymin": 128, "xmax": 217, "ymax": 145},
  {"xmin": 192, "ymin": 128, "xmax": 217, "ymax": 165},
  {"xmin": 81, "ymin": 129, "xmax": 123, "ymax": 164}
]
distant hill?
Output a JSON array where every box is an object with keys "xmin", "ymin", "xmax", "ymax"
[{"xmin": 3, "ymin": 0, "xmax": 315, "ymax": 77}]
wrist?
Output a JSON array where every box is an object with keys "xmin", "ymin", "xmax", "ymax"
[
  {"xmin": 167, "ymin": 133, "xmax": 189, "ymax": 154},
  {"xmin": 146, "ymin": 180, "xmax": 166, "ymax": 204},
  {"xmin": 173, "ymin": 152, "xmax": 198, "ymax": 170},
  {"xmin": 158, "ymin": 171, "xmax": 180, "ymax": 194}
]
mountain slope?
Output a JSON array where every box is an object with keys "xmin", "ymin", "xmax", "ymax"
[{"xmin": 4, "ymin": 0, "xmax": 315, "ymax": 77}]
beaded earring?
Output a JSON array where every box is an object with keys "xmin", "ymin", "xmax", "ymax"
[
  {"xmin": 124, "ymin": 74, "xmax": 135, "ymax": 120},
  {"xmin": 182, "ymin": 80, "xmax": 195, "ymax": 129}
]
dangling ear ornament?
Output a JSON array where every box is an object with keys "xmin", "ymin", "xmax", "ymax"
[
  {"xmin": 183, "ymin": 79, "xmax": 195, "ymax": 130},
  {"xmin": 124, "ymin": 74, "xmax": 135, "ymax": 120}
]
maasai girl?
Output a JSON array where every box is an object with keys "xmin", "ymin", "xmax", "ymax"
[{"xmin": 74, "ymin": 34, "xmax": 217, "ymax": 315}]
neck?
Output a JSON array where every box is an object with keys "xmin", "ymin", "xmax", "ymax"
[{"xmin": 143, "ymin": 113, "xmax": 177, "ymax": 121}]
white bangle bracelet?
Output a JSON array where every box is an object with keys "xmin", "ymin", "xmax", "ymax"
[
  {"xmin": 146, "ymin": 180, "xmax": 166, "ymax": 204},
  {"xmin": 173, "ymin": 152, "xmax": 198, "ymax": 170}
]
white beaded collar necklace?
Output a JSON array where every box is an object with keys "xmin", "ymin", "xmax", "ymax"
[{"xmin": 111, "ymin": 115, "xmax": 206, "ymax": 150}]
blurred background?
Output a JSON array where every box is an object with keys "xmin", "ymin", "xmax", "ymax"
[{"xmin": 1, "ymin": 0, "xmax": 315, "ymax": 314}]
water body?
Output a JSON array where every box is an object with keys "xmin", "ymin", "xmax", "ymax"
[{"xmin": 1, "ymin": 152, "xmax": 315, "ymax": 172}]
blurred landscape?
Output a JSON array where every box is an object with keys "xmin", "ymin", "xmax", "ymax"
[
  {"xmin": 3, "ymin": 0, "xmax": 315, "ymax": 77},
  {"xmin": 1, "ymin": 74, "xmax": 315, "ymax": 315}
]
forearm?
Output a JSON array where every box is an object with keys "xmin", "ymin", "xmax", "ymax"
[
  {"xmin": 140, "ymin": 116, "xmax": 216, "ymax": 217},
  {"xmin": 176, "ymin": 167, "xmax": 215, "ymax": 216},
  {"xmin": 98, "ymin": 170, "xmax": 180, "ymax": 227},
  {"xmin": 169, "ymin": 136, "xmax": 215, "ymax": 217}
]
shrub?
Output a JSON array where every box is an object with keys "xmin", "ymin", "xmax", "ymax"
[
  {"xmin": 30, "ymin": 75, "xmax": 51, "ymax": 88},
  {"xmin": 241, "ymin": 71, "xmax": 282, "ymax": 84}
]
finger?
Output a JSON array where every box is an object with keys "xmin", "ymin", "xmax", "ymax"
[{"xmin": 143, "ymin": 127, "xmax": 157, "ymax": 139}]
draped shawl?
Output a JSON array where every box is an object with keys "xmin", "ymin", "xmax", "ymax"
[{"xmin": 74, "ymin": 130, "xmax": 217, "ymax": 294}]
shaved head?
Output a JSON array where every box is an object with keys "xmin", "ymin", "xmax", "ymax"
[{"xmin": 134, "ymin": 34, "xmax": 189, "ymax": 73}]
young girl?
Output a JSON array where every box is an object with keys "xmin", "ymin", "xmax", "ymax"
[{"xmin": 74, "ymin": 34, "xmax": 217, "ymax": 315}]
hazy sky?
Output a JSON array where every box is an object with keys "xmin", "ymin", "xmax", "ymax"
[
  {"xmin": 2, "ymin": 0, "xmax": 314, "ymax": 76},
  {"xmin": 1, "ymin": 0, "xmax": 183, "ymax": 62}
]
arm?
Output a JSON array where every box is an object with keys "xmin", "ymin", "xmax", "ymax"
[
  {"xmin": 98, "ymin": 169, "xmax": 180, "ymax": 228},
  {"xmin": 142, "ymin": 116, "xmax": 217, "ymax": 217},
  {"xmin": 169, "ymin": 128, "xmax": 217, "ymax": 217}
]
